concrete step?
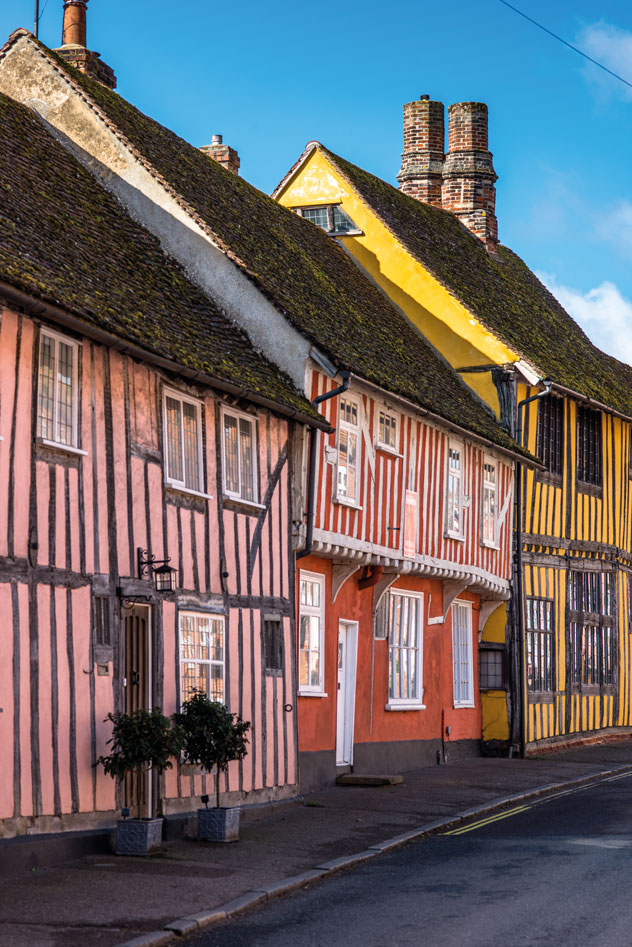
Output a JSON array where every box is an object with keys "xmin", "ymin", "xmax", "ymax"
[{"xmin": 336, "ymin": 774, "xmax": 403, "ymax": 787}]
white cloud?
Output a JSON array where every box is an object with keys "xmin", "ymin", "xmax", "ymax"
[
  {"xmin": 596, "ymin": 201, "xmax": 632, "ymax": 257},
  {"xmin": 537, "ymin": 272, "xmax": 632, "ymax": 363},
  {"xmin": 576, "ymin": 22, "xmax": 632, "ymax": 100}
]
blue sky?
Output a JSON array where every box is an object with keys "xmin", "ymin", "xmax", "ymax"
[{"xmin": 3, "ymin": 0, "xmax": 632, "ymax": 362}]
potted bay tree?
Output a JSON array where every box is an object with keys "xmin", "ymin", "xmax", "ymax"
[
  {"xmin": 97, "ymin": 707, "xmax": 183, "ymax": 855},
  {"xmin": 174, "ymin": 691, "xmax": 250, "ymax": 842}
]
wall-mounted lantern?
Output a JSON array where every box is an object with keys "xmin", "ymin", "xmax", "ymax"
[{"xmin": 137, "ymin": 548, "xmax": 177, "ymax": 593}]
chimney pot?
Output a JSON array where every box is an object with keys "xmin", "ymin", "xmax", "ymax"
[
  {"xmin": 420, "ymin": 94, "xmax": 429, "ymax": 101},
  {"xmin": 211, "ymin": 134, "xmax": 223, "ymax": 145},
  {"xmin": 55, "ymin": 0, "xmax": 117, "ymax": 89}
]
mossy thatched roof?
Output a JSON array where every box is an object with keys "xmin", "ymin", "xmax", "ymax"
[
  {"xmin": 40, "ymin": 47, "xmax": 528, "ymax": 456},
  {"xmin": 318, "ymin": 146, "xmax": 632, "ymax": 417},
  {"xmin": 0, "ymin": 90, "xmax": 320, "ymax": 423}
]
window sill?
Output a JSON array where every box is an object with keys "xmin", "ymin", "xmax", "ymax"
[
  {"xmin": 222, "ymin": 496, "xmax": 266, "ymax": 517},
  {"xmin": 375, "ymin": 444, "xmax": 404, "ymax": 459},
  {"xmin": 481, "ymin": 540, "xmax": 500, "ymax": 550},
  {"xmin": 576, "ymin": 480, "xmax": 602, "ymax": 498},
  {"xmin": 298, "ymin": 690, "xmax": 328, "ymax": 698},
  {"xmin": 536, "ymin": 470, "xmax": 563, "ymax": 487},
  {"xmin": 165, "ymin": 482, "xmax": 213, "ymax": 501},
  {"xmin": 453, "ymin": 701, "xmax": 475, "ymax": 709},
  {"xmin": 334, "ymin": 496, "xmax": 363, "ymax": 510},
  {"xmin": 445, "ymin": 531, "xmax": 465, "ymax": 543},
  {"xmin": 37, "ymin": 438, "xmax": 87, "ymax": 457},
  {"xmin": 223, "ymin": 495, "xmax": 265, "ymax": 510},
  {"xmin": 333, "ymin": 229, "xmax": 363, "ymax": 237},
  {"xmin": 384, "ymin": 702, "xmax": 426, "ymax": 712},
  {"xmin": 527, "ymin": 691, "xmax": 555, "ymax": 704}
]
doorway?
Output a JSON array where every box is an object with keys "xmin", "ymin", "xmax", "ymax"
[
  {"xmin": 336, "ymin": 621, "xmax": 358, "ymax": 767},
  {"xmin": 123, "ymin": 604, "xmax": 152, "ymax": 816}
]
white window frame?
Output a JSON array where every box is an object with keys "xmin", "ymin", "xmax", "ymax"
[
  {"xmin": 221, "ymin": 405, "xmax": 259, "ymax": 503},
  {"xmin": 336, "ymin": 394, "xmax": 361, "ymax": 507},
  {"xmin": 481, "ymin": 455, "xmax": 499, "ymax": 548},
  {"xmin": 452, "ymin": 600, "xmax": 475, "ymax": 708},
  {"xmin": 163, "ymin": 387, "xmax": 204, "ymax": 494},
  {"xmin": 376, "ymin": 405, "xmax": 399, "ymax": 454},
  {"xmin": 445, "ymin": 439, "xmax": 465, "ymax": 540},
  {"xmin": 298, "ymin": 570, "xmax": 326, "ymax": 696},
  {"xmin": 37, "ymin": 328, "xmax": 80, "ymax": 450},
  {"xmin": 178, "ymin": 610, "xmax": 226, "ymax": 708},
  {"xmin": 294, "ymin": 204, "xmax": 361, "ymax": 236},
  {"xmin": 385, "ymin": 589, "xmax": 425, "ymax": 710}
]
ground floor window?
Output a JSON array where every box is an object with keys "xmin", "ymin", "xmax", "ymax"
[
  {"xmin": 179, "ymin": 612, "xmax": 225, "ymax": 704},
  {"xmin": 387, "ymin": 590, "xmax": 423, "ymax": 706},
  {"xmin": 569, "ymin": 571, "xmax": 615, "ymax": 688},
  {"xmin": 298, "ymin": 571, "xmax": 325, "ymax": 694},
  {"xmin": 452, "ymin": 601, "xmax": 474, "ymax": 707},
  {"xmin": 525, "ymin": 598, "xmax": 554, "ymax": 692}
]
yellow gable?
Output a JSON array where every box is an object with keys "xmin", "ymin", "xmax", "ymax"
[{"xmin": 276, "ymin": 147, "xmax": 524, "ymax": 414}]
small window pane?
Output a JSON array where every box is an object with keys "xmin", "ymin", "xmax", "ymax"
[
  {"xmin": 302, "ymin": 206, "xmax": 330, "ymax": 230},
  {"xmin": 182, "ymin": 401, "xmax": 200, "ymax": 491},
  {"xmin": 331, "ymin": 205, "xmax": 357, "ymax": 233},
  {"xmin": 223, "ymin": 414, "xmax": 240, "ymax": 495}
]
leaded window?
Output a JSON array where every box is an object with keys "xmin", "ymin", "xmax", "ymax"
[
  {"xmin": 525, "ymin": 598, "xmax": 554, "ymax": 692},
  {"xmin": 37, "ymin": 330, "xmax": 78, "ymax": 448},
  {"xmin": 296, "ymin": 204, "xmax": 359, "ymax": 235},
  {"xmin": 576, "ymin": 405, "xmax": 601, "ymax": 486},
  {"xmin": 179, "ymin": 612, "xmax": 224, "ymax": 704},
  {"xmin": 536, "ymin": 395, "xmax": 564, "ymax": 476},
  {"xmin": 164, "ymin": 390, "xmax": 202, "ymax": 492},
  {"xmin": 569, "ymin": 572, "xmax": 615, "ymax": 687},
  {"xmin": 222, "ymin": 408, "xmax": 257, "ymax": 502}
]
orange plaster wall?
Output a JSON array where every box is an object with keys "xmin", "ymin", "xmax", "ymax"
[{"xmin": 296, "ymin": 557, "xmax": 482, "ymax": 755}]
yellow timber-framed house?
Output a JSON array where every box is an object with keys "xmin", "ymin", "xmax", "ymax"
[{"xmin": 274, "ymin": 96, "xmax": 632, "ymax": 755}]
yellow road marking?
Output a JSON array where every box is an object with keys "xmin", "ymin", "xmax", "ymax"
[{"xmin": 443, "ymin": 805, "xmax": 531, "ymax": 836}]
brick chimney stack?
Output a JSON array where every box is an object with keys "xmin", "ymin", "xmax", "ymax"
[
  {"xmin": 54, "ymin": 0, "xmax": 117, "ymax": 89},
  {"xmin": 441, "ymin": 102, "xmax": 498, "ymax": 251},
  {"xmin": 397, "ymin": 95, "xmax": 444, "ymax": 208},
  {"xmin": 200, "ymin": 135, "xmax": 241, "ymax": 176}
]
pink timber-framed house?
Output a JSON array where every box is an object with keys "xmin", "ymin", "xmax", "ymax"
[
  {"xmin": 0, "ymin": 87, "xmax": 327, "ymax": 841},
  {"xmin": 0, "ymin": 13, "xmax": 536, "ymax": 802}
]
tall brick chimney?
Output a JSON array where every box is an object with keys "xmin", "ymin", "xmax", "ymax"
[
  {"xmin": 397, "ymin": 95, "xmax": 444, "ymax": 208},
  {"xmin": 200, "ymin": 135, "xmax": 240, "ymax": 176},
  {"xmin": 441, "ymin": 102, "xmax": 498, "ymax": 251},
  {"xmin": 54, "ymin": 0, "xmax": 117, "ymax": 90}
]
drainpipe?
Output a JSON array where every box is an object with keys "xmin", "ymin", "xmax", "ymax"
[
  {"xmin": 514, "ymin": 381, "xmax": 552, "ymax": 757},
  {"xmin": 297, "ymin": 370, "xmax": 351, "ymax": 560}
]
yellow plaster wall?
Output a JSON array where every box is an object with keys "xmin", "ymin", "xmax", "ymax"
[{"xmin": 276, "ymin": 149, "xmax": 520, "ymax": 415}]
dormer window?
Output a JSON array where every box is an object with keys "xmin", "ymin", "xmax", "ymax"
[{"xmin": 295, "ymin": 204, "xmax": 360, "ymax": 235}]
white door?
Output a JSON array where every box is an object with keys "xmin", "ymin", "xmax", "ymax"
[{"xmin": 336, "ymin": 622, "xmax": 357, "ymax": 766}]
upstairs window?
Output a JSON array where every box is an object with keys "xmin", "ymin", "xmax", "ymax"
[
  {"xmin": 336, "ymin": 396, "xmax": 361, "ymax": 505},
  {"xmin": 377, "ymin": 407, "xmax": 398, "ymax": 452},
  {"xmin": 37, "ymin": 330, "xmax": 79, "ymax": 448},
  {"xmin": 222, "ymin": 407, "xmax": 257, "ymax": 502},
  {"xmin": 446, "ymin": 442, "xmax": 464, "ymax": 539},
  {"xmin": 295, "ymin": 204, "xmax": 359, "ymax": 235},
  {"xmin": 481, "ymin": 458, "xmax": 497, "ymax": 547},
  {"xmin": 576, "ymin": 405, "xmax": 601, "ymax": 486},
  {"xmin": 164, "ymin": 390, "xmax": 203, "ymax": 492},
  {"xmin": 536, "ymin": 394, "xmax": 564, "ymax": 476}
]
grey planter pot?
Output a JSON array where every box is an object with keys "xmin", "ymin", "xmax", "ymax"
[
  {"xmin": 197, "ymin": 806, "xmax": 240, "ymax": 842},
  {"xmin": 116, "ymin": 817, "xmax": 163, "ymax": 856}
]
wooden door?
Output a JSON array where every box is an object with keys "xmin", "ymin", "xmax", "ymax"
[{"xmin": 123, "ymin": 606, "xmax": 152, "ymax": 816}]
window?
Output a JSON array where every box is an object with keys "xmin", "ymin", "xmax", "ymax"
[
  {"xmin": 93, "ymin": 596, "xmax": 110, "ymax": 647},
  {"xmin": 296, "ymin": 204, "xmax": 359, "ymax": 235},
  {"xmin": 179, "ymin": 612, "xmax": 224, "ymax": 704},
  {"xmin": 387, "ymin": 590, "xmax": 423, "ymax": 706},
  {"xmin": 263, "ymin": 617, "xmax": 283, "ymax": 673},
  {"xmin": 569, "ymin": 572, "xmax": 615, "ymax": 688},
  {"xmin": 576, "ymin": 405, "xmax": 601, "ymax": 486},
  {"xmin": 525, "ymin": 598, "xmax": 554, "ymax": 692},
  {"xmin": 479, "ymin": 646, "xmax": 504, "ymax": 690},
  {"xmin": 336, "ymin": 396, "xmax": 361, "ymax": 505},
  {"xmin": 222, "ymin": 408, "xmax": 257, "ymax": 502},
  {"xmin": 446, "ymin": 442, "xmax": 463, "ymax": 538},
  {"xmin": 481, "ymin": 458, "xmax": 497, "ymax": 547},
  {"xmin": 299, "ymin": 572, "xmax": 325, "ymax": 694},
  {"xmin": 377, "ymin": 407, "xmax": 398, "ymax": 452},
  {"xmin": 452, "ymin": 601, "xmax": 474, "ymax": 707},
  {"xmin": 536, "ymin": 395, "xmax": 564, "ymax": 476},
  {"xmin": 37, "ymin": 330, "xmax": 79, "ymax": 448},
  {"xmin": 164, "ymin": 390, "xmax": 203, "ymax": 492}
]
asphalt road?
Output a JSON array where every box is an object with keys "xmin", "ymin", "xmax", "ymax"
[{"xmin": 186, "ymin": 771, "xmax": 632, "ymax": 947}]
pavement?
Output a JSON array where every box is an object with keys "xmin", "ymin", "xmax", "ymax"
[{"xmin": 2, "ymin": 742, "xmax": 632, "ymax": 947}]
